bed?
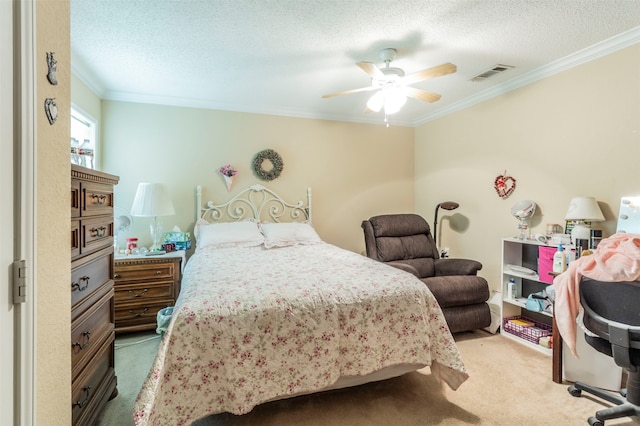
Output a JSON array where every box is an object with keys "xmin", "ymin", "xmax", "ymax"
[{"xmin": 133, "ymin": 185, "xmax": 468, "ymax": 425}]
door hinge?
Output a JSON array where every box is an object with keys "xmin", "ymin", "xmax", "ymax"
[{"xmin": 13, "ymin": 259, "xmax": 27, "ymax": 304}]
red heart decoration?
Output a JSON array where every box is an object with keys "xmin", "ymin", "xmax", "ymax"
[{"xmin": 494, "ymin": 173, "xmax": 516, "ymax": 198}]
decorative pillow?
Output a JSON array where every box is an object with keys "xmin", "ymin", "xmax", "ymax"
[
  {"xmin": 260, "ymin": 222, "xmax": 322, "ymax": 248},
  {"xmin": 195, "ymin": 219, "xmax": 264, "ymax": 249}
]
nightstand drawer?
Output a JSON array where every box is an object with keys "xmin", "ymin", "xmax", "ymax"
[
  {"xmin": 115, "ymin": 300, "xmax": 173, "ymax": 331},
  {"xmin": 114, "ymin": 281, "xmax": 174, "ymax": 303},
  {"xmin": 114, "ymin": 262, "xmax": 175, "ymax": 283}
]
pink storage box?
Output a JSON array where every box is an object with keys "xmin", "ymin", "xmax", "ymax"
[{"xmin": 538, "ymin": 246, "xmax": 556, "ymax": 284}]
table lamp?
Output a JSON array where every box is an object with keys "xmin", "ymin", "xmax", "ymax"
[
  {"xmin": 564, "ymin": 196, "xmax": 604, "ymax": 245},
  {"xmin": 130, "ymin": 183, "xmax": 175, "ymax": 251}
]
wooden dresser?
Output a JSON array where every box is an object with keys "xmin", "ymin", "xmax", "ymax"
[
  {"xmin": 113, "ymin": 253, "xmax": 183, "ymax": 333},
  {"xmin": 71, "ymin": 165, "xmax": 119, "ymax": 425}
]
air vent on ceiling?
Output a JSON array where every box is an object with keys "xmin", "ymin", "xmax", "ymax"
[{"xmin": 471, "ymin": 64, "xmax": 514, "ymax": 82}]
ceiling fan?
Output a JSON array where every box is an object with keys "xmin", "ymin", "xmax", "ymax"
[{"xmin": 322, "ymin": 48, "xmax": 457, "ymax": 114}]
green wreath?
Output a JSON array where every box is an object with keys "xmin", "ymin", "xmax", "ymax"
[{"xmin": 252, "ymin": 149, "xmax": 284, "ymax": 181}]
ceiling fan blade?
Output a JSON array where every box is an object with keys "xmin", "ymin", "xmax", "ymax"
[
  {"xmin": 322, "ymin": 86, "xmax": 376, "ymax": 98},
  {"xmin": 357, "ymin": 61, "xmax": 384, "ymax": 79},
  {"xmin": 405, "ymin": 87, "xmax": 442, "ymax": 103},
  {"xmin": 402, "ymin": 63, "xmax": 457, "ymax": 86}
]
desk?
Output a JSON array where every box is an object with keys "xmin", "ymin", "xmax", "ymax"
[{"xmin": 549, "ymin": 271, "xmax": 563, "ymax": 383}]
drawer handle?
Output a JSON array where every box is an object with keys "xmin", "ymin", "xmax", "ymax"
[
  {"xmin": 72, "ymin": 386, "xmax": 91, "ymax": 409},
  {"xmin": 127, "ymin": 307, "xmax": 149, "ymax": 318},
  {"xmin": 90, "ymin": 226, "xmax": 107, "ymax": 238},
  {"xmin": 71, "ymin": 276, "xmax": 90, "ymax": 292},
  {"xmin": 114, "ymin": 273, "xmax": 119, "ymax": 278},
  {"xmin": 128, "ymin": 288, "xmax": 148, "ymax": 298},
  {"xmin": 72, "ymin": 331, "xmax": 91, "ymax": 351},
  {"xmin": 91, "ymin": 193, "xmax": 107, "ymax": 205},
  {"xmin": 156, "ymin": 270, "xmax": 162, "ymax": 275}
]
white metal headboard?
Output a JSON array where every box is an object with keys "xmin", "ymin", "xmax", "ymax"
[{"xmin": 196, "ymin": 184, "xmax": 312, "ymax": 223}]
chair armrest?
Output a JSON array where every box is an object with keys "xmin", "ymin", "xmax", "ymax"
[
  {"xmin": 434, "ymin": 258, "xmax": 483, "ymax": 276},
  {"xmin": 387, "ymin": 261, "xmax": 420, "ymax": 278}
]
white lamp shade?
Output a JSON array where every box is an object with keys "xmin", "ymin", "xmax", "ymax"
[
  {"xmin": 564, "ymin": 196, "xmax": 605, "ymax": 222},
  {"xmin": 383, "ymin": 89, "xmax": 407, "ymax": 114},
  {"xmin": 366, "ymin": 88, "xmax": 407, "ymax": 114},
  {"xmin": 366, "ymin": 91, "xmax": 385, "ymax": 112},
  {"xmin": 130, "ymin": 183, "xmax": 175, "ymax": 217}
]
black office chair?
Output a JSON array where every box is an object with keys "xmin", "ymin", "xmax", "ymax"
[{"xmin": 567, "ymin": 277, "xmax": 640, "ymax": 426}]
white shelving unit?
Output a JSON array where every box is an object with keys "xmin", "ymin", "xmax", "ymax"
[{"xmin": 501, "ymin": 237, "xmax": 557, "ymax": 355}]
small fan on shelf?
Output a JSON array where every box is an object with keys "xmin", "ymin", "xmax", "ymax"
[
  {"xmin": 511, "ymin": 200, "xmax": 536, "ymax": 240},
  {"xmin": 114, "ymin": 206, "xmax": 133, "ymax": 252}
]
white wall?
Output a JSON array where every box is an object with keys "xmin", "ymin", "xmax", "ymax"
[{"xmin": 415, "ymin": 44, "xmax": 640, "ymax": 292}]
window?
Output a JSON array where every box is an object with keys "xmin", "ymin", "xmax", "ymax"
[{"xmin": 70, "ymin": 105, "xmax": 97, "ymax": 169}]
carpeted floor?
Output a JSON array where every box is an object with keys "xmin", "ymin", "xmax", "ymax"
[{"xmin": 97, "ymin": 330, "xmax": 639, "ymax": 426}]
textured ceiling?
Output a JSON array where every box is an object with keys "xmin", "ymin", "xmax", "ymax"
[{"xmin": 71, "ymin": 0, "xmax": 640, "ymax": 127}]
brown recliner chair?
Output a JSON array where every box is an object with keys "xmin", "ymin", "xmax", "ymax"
[{"xmin": 362, "ymin": 213, "xmax": 491, "ymax": 334}]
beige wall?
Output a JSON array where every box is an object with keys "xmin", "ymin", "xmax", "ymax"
[
  {"xmin": 415, "ymin": 44, "xmax": 640, "ymax": 292},
  {"xmin": 37, "ymin": 0, "xmax": 71, "ymax": 423},
  {"xmin": 99, "ymin": 102, "xmax": 415, "ymax": 254}
]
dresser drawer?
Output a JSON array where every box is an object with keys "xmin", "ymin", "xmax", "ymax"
[
  {"xmin": 114, "ymin": 261, "xmax": 176, "ymax": 283},
  {"xmin": 71, "ymin": 338, "xmax": 116, "ymax": 426},
  {"xmin": 80, "ymin": 181, "xmax": 114, "ymax": 217},
  {"xmin": 72, "ymin": 289, "xmax": 114, "ymax": 382},
  {"xmin": 80, "ymin": 216, "xmax": 114, "ymax": 256},
  {"xmin": 71, "ymin": 179, "xmax": 80, "ymax": 219},
  {"xmin": 114, "ymin": 281, "xmax": 174, "ymax": 304},
  {"xmin": 115, "ymin": 300, "xmax": 173, "ymax": 331},
  {"xmin": 71, "ymin": 219, "xmax": 80, "ymax": 259},
  {"xmin": 71, "ymin": 249, "xmax": 113, "ymax": 314}
]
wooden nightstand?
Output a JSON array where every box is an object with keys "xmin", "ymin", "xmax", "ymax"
[{"xmin": 113, "ymin": 251, "xmax": 185, "ymax": 334}]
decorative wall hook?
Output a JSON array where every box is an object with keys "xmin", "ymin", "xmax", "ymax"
[
  {"xmin": 45, "ymin": 98, "xmax": 58, "ymax": 125},
  {"xmin": 46, "ymin": 52, "xmax": 58, "ymax": 85}
]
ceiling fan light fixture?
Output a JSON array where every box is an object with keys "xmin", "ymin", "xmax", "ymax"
[
  {"xmin": 383, "ymin": 88, "xmax": 407, "ymax": 114},
  {"xmin": 366, "ymin": 91, "xmax": 385, "ymax": 112},
  {"xmin": 367, "ymin": 87, "xmax": 407, "ymax": 115}
]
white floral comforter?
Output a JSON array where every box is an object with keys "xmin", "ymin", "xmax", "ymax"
[{"xmin": 133, "ymin": 243, "xmax": 468, "ymax": 425}]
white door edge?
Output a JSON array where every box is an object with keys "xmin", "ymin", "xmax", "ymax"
[{"xmin": 16, "ymin": 1, "xmax": 37, "ymax": 425}]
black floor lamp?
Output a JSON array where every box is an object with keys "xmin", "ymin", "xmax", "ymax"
[{"xmin": 433, "ymin": 201, "xmax": 460, "ymax": 247}]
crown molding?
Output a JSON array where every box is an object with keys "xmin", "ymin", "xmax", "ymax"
[{"xmin": 414, "ymin": 26, "xmax": 640, "ymax": 126}]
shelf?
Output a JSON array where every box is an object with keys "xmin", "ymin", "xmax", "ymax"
[
  {"xmin": 502, "ymin": 297, "xmax": 552, "ymax": 318},
  {"xmin": 500, "ymin": 328, "xmax": 553, "ymax": 356}
]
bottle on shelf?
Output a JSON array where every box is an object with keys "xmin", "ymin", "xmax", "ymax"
[
  {"xmin": 79, "ymin": 138, "xmax": 94, "ymax": 169},
  {"xmin": 553, "ymin": 244, "xmax": 567, "ymax": 273},
  {"xmin": 70, "ymin": 137, "xmax": 80, "ymax": 165},
  {"xmin": 564, "ymin": 245, "xmax": 575, "ymax": 267},
  {"xmin": 507, "ymin": 278, "xmax": 517, "ymax": 299}
]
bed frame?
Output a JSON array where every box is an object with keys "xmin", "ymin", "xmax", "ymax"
[{"xmin": 196, "ymin": 184, "xmax": 312, "ymax": 223}]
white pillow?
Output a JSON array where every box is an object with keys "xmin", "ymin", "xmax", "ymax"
[
  {"xmin": 260, "ymin": 222, "xmax": 322, "ymax": 248},
  {"xmin": 195, "ymin": 219, "xmax": 264, "ymax": 249}
]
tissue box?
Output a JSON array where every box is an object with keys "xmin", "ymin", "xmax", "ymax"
[
  {"xmin": 163, "ymin": 232, "xmax": 191, "ymax": 242},
  {"xmin": 163, "ymin": 232, "xmax": 191, "ymax": 250}
]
